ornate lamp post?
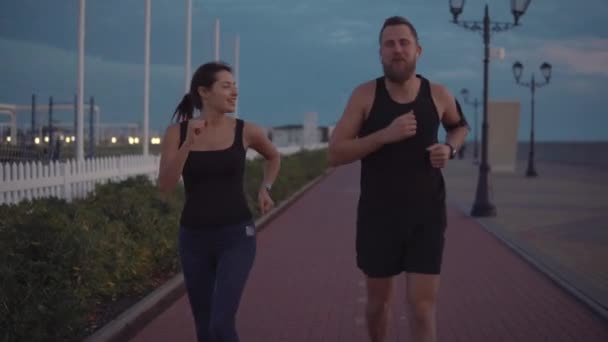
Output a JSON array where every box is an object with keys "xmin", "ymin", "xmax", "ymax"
[
  {"xmin": 449, "ymin": 0, "xmax": 532, "ymax": 217},
  {"xmin": 512, "ymin": 61, "xmax": 552, "ymax": 177}
]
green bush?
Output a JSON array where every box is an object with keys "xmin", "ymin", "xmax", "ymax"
[
  {"xmin": 245, "ymin": 148, "xmax": 328, "ymax": 217},
  {"xmin": 1, "ymin": 198, "xmax": 87, "ymax": 341},
  {"xmin": 0, "ymin": 176, "xmax": 183, "ymax": 342},
  {"xmin": 0, "ymin": 148, "xmax": 327, "ymax": 342}
]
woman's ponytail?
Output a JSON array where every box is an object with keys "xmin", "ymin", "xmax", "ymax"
[{"xmin": 172, "ymin": 94, "xmax": 194, "ymax": 122}]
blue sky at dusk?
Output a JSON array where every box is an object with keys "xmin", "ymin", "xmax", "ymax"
[{"xmin": 1, "ymin": 0, "xmax": 607, "ymax": 141}]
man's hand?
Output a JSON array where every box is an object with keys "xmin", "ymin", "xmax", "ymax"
[
  {"xmin": 426, "ymin": 143, "xmax": 451, "ymax": 168},
  {"xmin": 258, "ymin": 187, "xmax": 274, "ymax": 215},
  {"xmin": 381, "ymin": 112, "xmax": 417, "ymax": 144}
]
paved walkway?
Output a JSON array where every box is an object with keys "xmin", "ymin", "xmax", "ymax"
[
  {"xmin": 444, "ymin": 158, "xmax": 608, "ymax": 316},
  {"xmin": 132, "ymin": 162, "xmax": 608, "ymax": 341}
]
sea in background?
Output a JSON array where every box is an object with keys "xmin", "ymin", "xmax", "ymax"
[{"xmin": 462, "ymin": 141, "xmax": 608, "ymax": 169}]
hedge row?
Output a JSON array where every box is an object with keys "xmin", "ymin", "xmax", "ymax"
[{"xmin": 0, "ymin": 148, "xmax": 328, "ymax": 342}]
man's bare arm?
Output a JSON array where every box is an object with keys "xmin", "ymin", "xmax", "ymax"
[
  {"xmin": 438, "ymin": 86, "xmax": 469, "ymax": 151},
  {"xmin": 327, "ymin": 84, "xmax": 386, "ymax": 167}
]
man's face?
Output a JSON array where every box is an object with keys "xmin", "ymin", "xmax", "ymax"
[{"xmin": 379, "ymin": 24, "xmax": 421, "ymax": 83}]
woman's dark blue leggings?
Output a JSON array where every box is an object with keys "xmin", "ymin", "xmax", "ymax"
[{"xmin": 178, "ymin": 220, "xmax": 256, "ymax": 342}]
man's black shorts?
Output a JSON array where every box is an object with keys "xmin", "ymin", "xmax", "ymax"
[{"xmin": 356, "ymin": 219, "xmax": 447, "ymax": 278}]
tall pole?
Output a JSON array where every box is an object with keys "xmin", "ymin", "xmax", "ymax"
[
  {"xmin": 31, "ymin": 94, "xmax": 36, "ymax": 140},
  {"xmin": 450, "ymin": 0, "xmax": 530, "ymax": 216},
  {"xmin": 526, "ymin": 75, "xmax": 537, "ymax": 177},
  {"xmin": 74, "ymin": 93, "xmax": 77, "ymax": 142},
  {"xmin": 473, "ymin": 99, "xmax": 479, "ymax": 161},
  {"xmin": 144, "ymin": 0, "xmax": 151, "ymax": 156},
  {"xmin": 470, "ymin": 5, "xmax": 496, "ymax": 217},
  {"xmin": 234, "ymin": 34, "xmax": 240, "ymax": 118},
  {"xmin": 89, "ymin": 96, "xmax": 95, "ymax": 157},
  {"xmin": 73, "ymin": 93, "xmax": 77, "ymax": 156},
  {"xmin": 96, "ymin": 108, "xmax": 100, "ymax": 146},
  {"xmin": 214, "ymin": 18, "xmax": 220, "ymax": 61},
  {"xmin": 512, "ymin": 61, "xmax": 551, "ymax": 177},
  {"xmin": 76, "ymin": 0, "xmax": 86, "ymax": 161},
  {"xmin": 49, "ymin": 96, "xmax": 54, "ymax": 152},
  {"xmin": 9, "ymin": 112, "xmax": 16, "ymax": 146},
  {"xmin": 185, "ymin": 0, "xmax": 192, "ymax": 92}
]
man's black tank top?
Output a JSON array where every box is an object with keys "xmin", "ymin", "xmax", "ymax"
[
  {"xmin": 357, "ymin": 75, "xmax": 446, "ymax": 227},
  {"xmin": 178, "ymin": 118, "xmax": 252, "ymax": 229}
]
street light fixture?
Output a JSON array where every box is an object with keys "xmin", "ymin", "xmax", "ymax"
[
  {"xmin": 511, "ymin": 0, "xmax": 532, "ymax": 25},
  {"xmin": 512, "ymin": 60, "xmax": 552, "ymax": 177},
  {"xmin": 460, "ymin": 88, "xmax": 480, "ymax": 163},
  {"xmin": 449, "ymin": 0, "xmax": 531, "ymax": 217}
]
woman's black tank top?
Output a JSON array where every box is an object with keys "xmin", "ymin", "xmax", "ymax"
[{"xmin": 178, "ymin": 118, "xmax": 252, "ymax": 229}]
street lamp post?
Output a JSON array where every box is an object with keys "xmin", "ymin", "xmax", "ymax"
[
  {"xmin": 214, "ymin": 19, "xmax": 221, "ymax": 61},
  {"xmin": 449, "ymin": 0, "xmax": 531, "ymax": 217},
  {"xmin": 77, "ymin": 0, "xmax": 86, "ymax": 161},
  {"xmin": 186, "ymin": 0, "xmax": 192, "ymax": 92},
  {"xmin": 144, "ymin": 0, "xmax": 151, "ymax": 157},
  {"xmin": 234, "ymin": 34, "xmax": 240, "ymax": 118},
  {"xmin": 460, "ymin": 88, "xmax": 480, "ymax": 163},
  {"xmin": 512, "ymin": 61, "xmax": 552, "ymax": 177}
]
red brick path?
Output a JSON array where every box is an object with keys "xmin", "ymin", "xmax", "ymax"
[{"xmin": 132, "ymin": 163, "xmax": 608, "ymax": 341}]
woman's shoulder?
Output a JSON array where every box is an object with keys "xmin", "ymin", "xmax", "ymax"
[
  {"xmin": 237, "ymin": 118, "xmax": 258, "ymax": 130},
  {"xmin": 163, "ymin": 121, "xmax": 186, "ymax": 138},
  {"xmin": 241, "ymin": 121, "xmax": 267, "ymax": 141},
  {"xmin": 236, "ymin": 118, "xmax": 262, "ymax": 129}
]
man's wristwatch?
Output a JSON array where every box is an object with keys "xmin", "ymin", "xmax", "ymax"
[
  {"xmin": 262, "ymin": 183, "xmax": 272, "ymax": 192},
  {"xmin": 445, "ymin": 143, "xmax": 456, "ymax": 160}
]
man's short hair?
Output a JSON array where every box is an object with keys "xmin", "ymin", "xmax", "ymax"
[{"xmin": 379, "ymin": 16, "xmax": 419, "ymax": 43}]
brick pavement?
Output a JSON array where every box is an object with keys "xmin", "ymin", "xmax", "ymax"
[
  {"xmin": 443, "ymin": 159, "xmax": 608, "ymax": 316},
  {"xmin": 131, "ymin": 163, "xmax": 608, "ymax": 341}
]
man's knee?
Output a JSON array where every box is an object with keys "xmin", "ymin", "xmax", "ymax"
[
  {"xmin": 366, "ymin": 298, "xmax": 391, "ymax": 318},
  {"xmin": 408, "ymin": 299, "xmax": 436, "ymax": 326},
  {"xmin": 365, "ymin": 276, "xmax": 394, "ymax": 321}
]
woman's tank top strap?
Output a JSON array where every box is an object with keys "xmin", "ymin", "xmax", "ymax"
[
  {"xmin": 234, "ymin": 119, "xmax": 245, "ymax": 151},
  {"xmin": 179, "ymin": 120, "xmax": 188, "ymax": 148}
]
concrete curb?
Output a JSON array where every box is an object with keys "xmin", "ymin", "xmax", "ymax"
[
  {"xmin": 83, "ymin": 274, "xmax": 186, "ymax": 342},
  {"xmin": 85, "ymin": 168, "xmax": 334, "ymax": 342},
  {"xmin": 450, "ymin": 201, "xmax": 608, "ymax": 323}
]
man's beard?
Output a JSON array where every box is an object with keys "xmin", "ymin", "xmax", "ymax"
[{"xmin": 382, "ymin": 59, "xmax": 416, "ymax": 84}]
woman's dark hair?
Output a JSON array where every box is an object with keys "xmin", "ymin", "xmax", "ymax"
[{"xmin": 173, "ymin": 61, "xmax": 233, "ymax": 122}]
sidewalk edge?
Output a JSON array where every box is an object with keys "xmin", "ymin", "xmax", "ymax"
[{"xmin": 450, "ymin": 201, "xmax": 608, "ymax": 322}]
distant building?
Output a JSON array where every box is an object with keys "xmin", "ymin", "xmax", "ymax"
[
  {"xmin": 269, "ymin": 124, "xmax": 330, "ymax": 147},
  {"xmin": 268, "ymin": 112, "xmax": 329, "ymax": 147}
]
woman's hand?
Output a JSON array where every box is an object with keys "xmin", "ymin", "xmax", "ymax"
[
  {"xmin": 183, "ymin": 119, "xmax": 207, "ymax": 148},
  {"xmin": 258, "ymin": 186, "xmax": 274, "ymax": 215}
]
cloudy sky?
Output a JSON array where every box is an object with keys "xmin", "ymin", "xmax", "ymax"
[{"xmin": 1, "ymin": 0, "xmax": 607, "ymax": 141}]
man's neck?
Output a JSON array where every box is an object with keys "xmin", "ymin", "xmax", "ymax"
[{"xmin": 385, "ymin": 74, "xmax": 420, "ymax": 102}]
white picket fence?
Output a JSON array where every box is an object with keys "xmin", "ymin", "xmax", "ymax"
[
  {"xmin": 0, "ymin": 143, "xmax": 328, "ymax": 205},
  {"xmin": 0, "ymin": 155, "xmax": 160, "ymax": 205}
]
